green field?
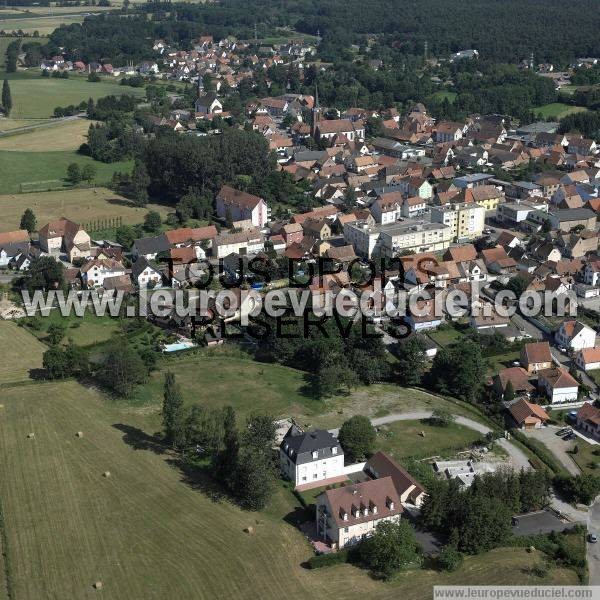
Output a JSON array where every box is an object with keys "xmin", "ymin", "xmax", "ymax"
[
  {"xmin": 0, "ymin": 321, "xmax": 46, "ymax": 385},
  {"xmin": 127, "ymin": 352, "xmax": 486, "ymax": 428},
  {"xmin": 3, "ymin": 76, "xmax": 145, "ymax": 119},
  {"xmin": 375, "ymin": 419, "xmax": 483, "ymax": 461},
  {"xmin": 0, "ymin": 149, "xmax": 133, "ymax": 194},
  {"xmin": 0, "ymin": 380, "xmax": 580, "ymax": 599},
  {"xmin": 0, "ymin": 14, "xmax": 85, "ymax": 35},
  {"xmin": 533, "ymin": 103, "xmax": 587, "ymax": 119},
  {"xmin": 0, "ymin": 118, "xmax": 94, "ymax": 151}
]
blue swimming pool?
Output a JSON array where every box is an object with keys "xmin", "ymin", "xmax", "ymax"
[{"xmin": 163, "ymin": 341, "xmax": 195, "ymax": 352}]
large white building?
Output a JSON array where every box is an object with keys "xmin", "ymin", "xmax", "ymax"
[
  {"xmin": 343, "ymin": 219, "xmax": 453, "ymax": 259},
  {"xmin": 216, "ymin": 185, "xmax": 269, "ymax": 228},
  {"xmin": 555, "ymin": 320, "xmax": 596, "ymax": 352},
  {"xmin": 279, "ymin": 425, "xmax": 344, "ymax": 488},
  {"xmin": 213, "ymin": 228, "xmax": 264, "ymax": 258},
  {"xmin": 430, "ymin": 202, "xmax": 485, "ymax": 242}
]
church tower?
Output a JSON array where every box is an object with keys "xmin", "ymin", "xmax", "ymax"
[{"xmin": 311, "ymin": 83, "xmax": 321, "ymax": 137}]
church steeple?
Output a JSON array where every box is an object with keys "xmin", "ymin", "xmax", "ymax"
[{"xmin": 311, "ymin": 83, "xmax": 321, "ymax": 137}]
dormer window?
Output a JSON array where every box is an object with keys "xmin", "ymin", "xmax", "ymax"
[
  {"xmin": 312, "ymin": 451, "xmax": 318, "ymax": 459},
  {"xmin": 340, "ymin": 508, "xmax": 348, "ymax": 521},
  {"xmin": 332, "ymin": 446, "xmax": 338, "ymax": 455},
  {"xmin": 370, "ymin": 501, "xmax": 378, "ymax": 515},
  {"xmin": 386, "ymin": 497, "xmax": 394, "ymax": 511}
]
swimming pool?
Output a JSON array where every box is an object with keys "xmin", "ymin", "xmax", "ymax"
[{"xmin": 163, "ymin": 341, "xmax": 196, "ymax": 353}]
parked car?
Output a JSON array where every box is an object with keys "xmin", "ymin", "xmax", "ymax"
[
  {"xmin": 556, "ymin": 427, "xmax": 572, "ymax": 436},
  {"xmin": 563, "ymin": 432, "xmax": 576, "ymax": 441},
  {"xmin": 588, "ymin": 533, "xmax": 598, "ymax": 543}
]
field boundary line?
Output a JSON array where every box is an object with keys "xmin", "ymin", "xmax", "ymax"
[{"xmin": 0, "ymin": 497, "xmax": 14, "ymax": 600}]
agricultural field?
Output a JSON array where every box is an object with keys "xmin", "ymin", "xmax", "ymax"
[
  {"xmin": 0, "ymin": 117, "xmax": 53, "ymax": 132},
  {"xmin": 0, "ymin": 149, "xmax": 133, "ymax": 193},
  {"xmin": 0, "ymin": 320, "xmax": 45, "ymax": 385},
  {"xmin": 0, "ymin": 373, "xmax": 579, "ymax": 599},
  {"xmin": 375, "ymin": 419, "xmax": 484, "ymax": 461},
  {"xmin": 533, "ymin": 103, "xmax": 587, "ymax": 120},
  {"xmin": 4, "ymin": 76, "xmax": 145, "ymax": 119},
  {"xmin": 0, "ymin": 14, "xmax": 85, "ymax": 35},
  {"xmin": 0, "ymin": 187, "xmax": 170, "ymax": 232},
  {"xmin": 0, "ymin": 118, "xmax": 93, "ymax": 151}
]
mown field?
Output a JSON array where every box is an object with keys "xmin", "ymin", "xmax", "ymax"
[
  {"xmin": 0, "ymin": 377, "xmax": 579, "ymax": 599},
  {"xmin": 0, "ymin": 118, "xmax": 93, "ymax": 151},
  {"xmin": 375, "ymin": 419, "xmax": 484, "ymax": 461},
  {"xmin": 0, "ymin": 187, "xmax": 170, "ymax": 232},
  {"xmin": 533, "ymin": 103, "xmax": 587, "ymax": 120},
  {"xmin": 3, "ymin": 76, "xmax": 145, "ymax": 119},
  {"xmin": 0, "ymin": 149, "xmax": 133, "ymax": 193},
  {"xmin": 0, "ymin": 321, "xmax": 45, "ymax": 385},
  {"xmin": 0, "ymin": 14, "xmax": 85, "ymax": 35}
]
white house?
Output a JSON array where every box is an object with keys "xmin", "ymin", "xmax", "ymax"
[
  {"xmin": 401, "ymin": 196, "xmax": 427, "ymax": 219},
  {"xmin": 80, "ymin": 258, "xmax": 126, "ymax": 288},
  {"xmin": 0, "ymin": 230, "xmax": 30, "ymax": 267},
  {"xmin": 555, "ymin": 320, "xmax": 596, "ymax": 351},
  {"xmin": 194, "ymin": 93, "xmax": 223, "ymax": 115},
  {"xmin": 315, "ymin": 477, "xmax": 402, "ymax": 549},
  {"xmin": 583, "ymin": 259, "xmax": 600, "ymax": 286},
  {"xmin": 279, "ymin": 425, "xmax": 344, "ymax": 488},
  {"xmin": 537, "ymin": 367, "xmax": 579, "ymax": 403},
  {"xmin": 216, "ymin": 185, "xmax": 269, "ymax": 228},
  {"xmin": 131, "ymin": 257, "xmax": 163, "ymax": 289},
  {"xmin": 370, "ymin": 192, "xmax": 402, "ymax": 224},
  {"xmin": 574, "ymin": 347, "xmax": 600, "ymax": 371}
]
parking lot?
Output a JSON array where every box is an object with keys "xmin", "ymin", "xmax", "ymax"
[
  {"xmin": 525, "ymin": 425, "xmax": 581, "ymax": 476},
  {"xmin": 511, "ymin": 510, "xmax": 573, "ymax": 536}
]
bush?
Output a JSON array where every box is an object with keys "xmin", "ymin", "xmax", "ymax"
[
  {"xmin": 438, "ymin": 546, "xmax": 464, "ymax": 572},
  {"xmin": 306, "ymin": 549, "xmax": 349, "ymax": 569}
]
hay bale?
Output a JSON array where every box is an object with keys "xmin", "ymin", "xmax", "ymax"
[
  {"xmin": 420, "ymin": 431, "xmax": 426, "ymax": 437},
  {"xmin": 27, "ymin": 432, "xmax": 35, "ymax": 439},
  {"xmin": 244, "ymin": 526, "xmax": 254, "ymax": 534},
  {"xmin": 76, "ymin": 431, "xmax": 84, "ymax": 438},
  {"xmin": 103, "ymin": 471, "xmax": 111, "ymax": 478},
  {"xmin": 528, "ymin": 546, "xmax": 535, "ymax": 553},
  {"xmin": 93, "ymin": 581, "xmax": 103, "ymax": 590}
]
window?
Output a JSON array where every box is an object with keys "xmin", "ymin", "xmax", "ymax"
[
  {"xmin": 312, "ymin": 451, "xmax": 318, "ymax": 459},
  {"xmin": 344, "ymin": 527, "xmax": 349, "ymax": 533}
]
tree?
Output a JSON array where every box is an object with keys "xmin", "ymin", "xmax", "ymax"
[
  {"xmin": 360, "ymin": 520, "xmax": 421, "ymax": 579},
  {"xmin": 395, "ymin": 335, "xmax": 427, "ymax": 386},
  {"xmin": 20, "ymin": 208, "xmax": 36, "ymax": 233},
  {"xmin": 99, "ymin": 342, "xmax": 148, "ymax": 397},
  {"xmin": 233, "ymin": 447, "xmax": 275, "ymax": 510},
  {"xmin": 430, "ymin": 408, "xmax": 455, "ymax": 427},
  {"xmin": 457, "ymin": 496, "xmax": 512, "ymax": 554},
  {"xmin": 2, "ymin": 79, "xmax": 12, "ymax": 117},
  {"xmin": 429, "ymin": 340, "xmax": 487, "ymax": 403},
  {"xmin": 115, "ymin": 225, "xmax": 137, "ymax": 249},
  {"xmin": 43, "ymin": 346, "xmax": 70, "ymax": 379},
  {"xmin": 66, "ymin": 163, "xmax": 82, "ymax": 184},
  {"xmin": 46, "ymin": 323, "xmax": 66, "ymax": 346},
  {"xmin": 504, "ymin": 380, "xmax": 515, "ymax": 401},
  {"xmin": 555, "ymin": 474, "xmax": 600, "ymax": 505},
  {"xmin": 338, "ymin": 415, "xmax": 376, "ymax": 462},
  {"xmin": 26, "ymin": 256, "xmax": 65, "ymax": 291},
  {"xmin": 214, "ymin": 406, "xmax": 239, "ymax": 486},
  {"xmin": 438, "ymin": 545, "xmax": 464, "ymax": 572},
  {"xmin": 130, "ymin": 160, "xmax": 150, "ymax": 206},
  {"xmin": 81, "ymin": 164, "xmax": 97, "ymax": 183},
  {"xmin": 162, "ymin": 372, "xmax": 185, "ymax": 447},
  {"xmin": 143, "ymin": 210, "xmax": 162, "ymax": 232}
]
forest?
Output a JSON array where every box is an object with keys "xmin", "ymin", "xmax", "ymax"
[{"xmin": 45, "ymin": 0, "xmax": 600, "ymax": 67}]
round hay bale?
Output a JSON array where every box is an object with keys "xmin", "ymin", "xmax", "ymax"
[
  {"xmin": 103, "ymin": 471, "xmax": 111, "ymax": 478},
  {"xmin": 420, "ymin": 431, "xmax": 425, "ymax": 437},
  {"xmin": 244, "ymin": 526, "xmax": 254, "ymax": 534},
  {"xmin": 528, "ymin": 546, "xmax": 535, "ymax": 553},
  {"xmin": 93, "ymin": 581, "xmax": 103, "ymax": 590},
  {"xmin": 27, "ymin": 432, "xmax": 35, "ymax": 439},
  {"xmin": 76, "ymin": 431, "xmax": 84, "ymax": 438}
]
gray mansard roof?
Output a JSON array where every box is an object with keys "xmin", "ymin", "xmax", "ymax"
[{"xmin": 280, "ymin": 426, "xmax": 343, "ymax": 465}]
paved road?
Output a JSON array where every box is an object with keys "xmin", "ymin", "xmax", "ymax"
[
  {"xmin": 588, "ymin": 496, "xmax": 600, "ymax": 584},
  {"xmin": 0, "ymin": 114, "xmax": 83, "ymax": 137},
  {"xmin": 526, "ymin": 426, "xmax": 581, "ymax": 476}
]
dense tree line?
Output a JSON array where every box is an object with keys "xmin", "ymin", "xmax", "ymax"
[
  {"xmin": 45, "ymin": 0, "xmax": 600, "ymax": 69},
  {"xmin": 421, "ymin": 470, "xmax": 551, "ymax": 554},
  {"xmin": 559, "ymin": 110, "xmax": 600, "ymax": 141},
  {"xmin": 143, "ymin": 128, "xmax": 276, "ymax": 202}
]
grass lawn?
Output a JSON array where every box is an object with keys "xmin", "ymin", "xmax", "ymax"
[
  {"xmin": 430, "ymin": 91, "xmax": 457, "ymax": 103},
  {"xmin": 570, "ymin": 440, "xmax": 599, "ymax": 476},
  {"xmin": 375, "ymin": 419, "xmax": 483, "ymax": 461},
  {"xmin": 5, "ymin": 76, "xmax": 145, "ymax": 119},
  {"xmin": 485, "ymin": 350, "xmax": 520, "ymax": 377},
  {"xmin": 0, "ymin": 187, "xmax": 169, "ymax": 232},
  {"xmin": 0, "ymin": 117, "xmax": 53, "ymax": 132},
  {"xmin": 0, "ymin": 320, "xmax": 45, "ymax": 385},
  {"xmin": 0, "ymin": 118, "xmax": 94, "ymax": 151},
  {"xmin": 533, "ymin": 103, "xmax": 587, "ymax": 120},
  {"xmin": 0, "ymin": 376, "xmax": 579, "ymax": 599},
  {"xmin": 24, "ymin": 311, "xmax": 121, "ymax": 347},
  {"xmin": 0, "ymin": 150, "xmax": 133, "ymax": 194},
  {"xmin": 425, "ymin": 326, "xmax": 463, "ymax": 347}
]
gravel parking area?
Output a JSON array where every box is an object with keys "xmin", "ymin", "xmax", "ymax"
[{"xmin": 524, "ymin": 426, "xmax": 581, "ymax": 476}]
